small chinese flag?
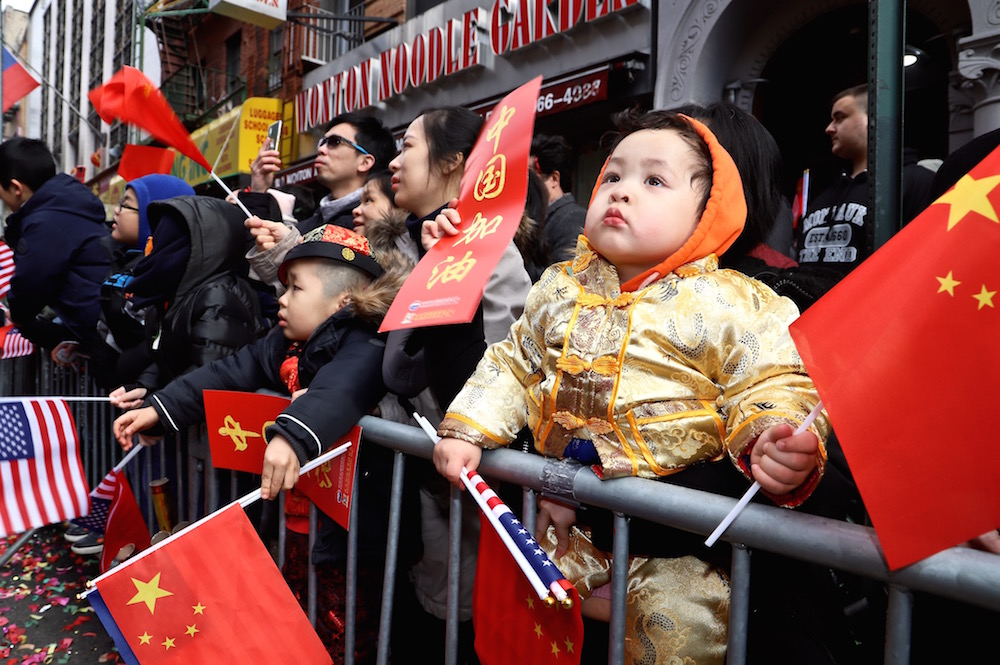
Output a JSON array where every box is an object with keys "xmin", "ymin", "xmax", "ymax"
[
  {"xmin": 295, "ymin": 426, "xmax": 361, "ymax": 530},
  {"xmin": 89, "ymin": 67, "xmax": 211, "ymax": 172},
  {"xmin": 790, "ymin": 146, "xmax": 1000, "ymax": 569},
  {"xmin": 90, "ymin": 503, "xmax": 331, "ymax": 664},
  {"xmin": 473, "ymin": 513, "xmax": 583, "ymax": 665},
  {"xmin": 118, "ymin": 145, "xmax": 177, "ymax": 182},
  {"xmin": 203, "ymin": 390, "xmax": 290, "ymax": 474},
  {"xmin": 99, "ymin": 470, "xmax": 152, "ymax": 573}
]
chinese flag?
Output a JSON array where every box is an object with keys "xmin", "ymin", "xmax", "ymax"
[
  {"xmin": 203, "ymin": 390, "xmax": 290, "ymax": 474},
  {"xmin": 89, "ymin": 67, "xmax": 211, "ymax": 172},
  {"xmin": 790, "ymin": 148, "xmax": 1000, "ymax": 569},
  {"xmin": 118, "ymin": 145, "xmax": 176, "ymax": 182},
  {"xmin": 90, "ymin": 503, "xmax": 331, "ymax": 664},
  {"xmin": 99, "ymin": 470, "xmax": 152, "ymax": 573},
  {"xmin": 473, "ymin": 513, "xmax": 583, "ymax": 665},
  {"xmin": 295, "ymin": 426, "xmax": 361, "ymax": 530}
]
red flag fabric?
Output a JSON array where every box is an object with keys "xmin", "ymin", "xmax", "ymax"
[
  {"xmin": 295, "ymin": 426, "xmax": 360, "ymax": 530},
  {"xmin": 91, "ymin": 503, "xmax": 331, "ymax": 664},
  {"xmin": 89, "ymin": 67, "xmax": 211, "ymax": 172},
  {"xmin": 473, "ymin": 512, "xmax": 583, "ymax": 665},
  {"xmin": 118, "ymin": 145, "xmax": 177, "ymax": 182},
  {"xmin": 789, "ymin": 147, "xmax": 1000, "ymax": 569},
  {"xmin": 2, "ymin": 46, "xmax": 40, "ymax": 112},
  {"xmin": 99, "ymin": 470, "xmax": 152, "ymax": 573},
  {"xmin": 203, "ymin": 390, "xmax": 290, "ymax": 474},
  {"xmin": 0, "ymin": 324, "xmax": 34, "ymax": 358},
  {"xmin": 0, "ymin": 398, "xmax": 89, "ymax": 537}
]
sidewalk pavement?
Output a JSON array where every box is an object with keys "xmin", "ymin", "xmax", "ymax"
[{"xmin": 1, "ymin": 524, "xmax": 122, "ymax": 664}]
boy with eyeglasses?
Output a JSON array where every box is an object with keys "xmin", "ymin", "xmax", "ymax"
[{"xmin": 239, "ymin": 112, "xmax": 397, "ymax": 293}]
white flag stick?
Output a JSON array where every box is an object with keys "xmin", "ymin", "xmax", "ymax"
[
  {"xmin": 413, "ymin": 412, "xmax": 559, "ymax": 603},
  {"xmin": 112, "ymin": 443, "xmax": 144, "ymax": 472},
  {"xmin": 82, "ymin": 440, "xmax": 352, "ymax": 595},
  {"xmin": 209, "ymin": 170, "xmax": 254, "ymax": 219},
  {"xmin": 704, "ymin": 400, "xmax": 825, "ymax": 547},
  {"xmin": 0, "ymin": 395, "xmax": 111, "ymax": 402}
]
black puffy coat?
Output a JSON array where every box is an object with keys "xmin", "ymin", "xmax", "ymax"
[{"xmin": 135, "ymin": 197, "xmax": 266, "ymax": 388}]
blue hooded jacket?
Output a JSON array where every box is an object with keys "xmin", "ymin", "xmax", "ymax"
[{"xmin": 6, "ymin": 173, "xmax": 109, "ymax": 348}]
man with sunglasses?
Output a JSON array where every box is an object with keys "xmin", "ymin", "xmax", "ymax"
[
  {"xmin": 0, "ymin": 137, "xmax": 110, "ymax": 352},
  {"xmin": 239, "ymin": 113, "xmax": 396, "ymax": 292}
]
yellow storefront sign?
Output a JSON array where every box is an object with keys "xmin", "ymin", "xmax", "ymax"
[
  {"xmin": 97, "ymin": 97, "xmax": 289, "ymax": 209},
  {"xmin": 172, "ymin": 97, "xmax": 284, "ymax": 186}
]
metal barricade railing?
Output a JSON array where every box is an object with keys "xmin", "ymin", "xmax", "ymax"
[{"xmin": 7, "ymin": 354, "xmax": 1000, "ymax": 664}]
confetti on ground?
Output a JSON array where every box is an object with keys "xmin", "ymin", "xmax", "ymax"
[{"xmin": 1, "ymin": 525, "xmax": 123, "ymax": 664}]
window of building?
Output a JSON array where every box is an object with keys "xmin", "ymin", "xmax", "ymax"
[
  {"xmin": 268, "ymin": 26, "xmax": 282, "ymax": 92},
  {"xmin": 41, "ymin": 6, "xmax": 51, "ymax": 147},
  {"xmin": 88, "ymin": 0, "xmax": 106, "ymax": 149},
  {"xmin": 111, "ymin": 0, "xmax": 135, "ymax": 151},
  {"xmin": 226, "ymin": 32, "xmax": 241, "ymax": 95},
  {"xmin": 69, "ymin": 0, "xmax": 84, "ymax": 138},
  {"xmin": 53, "ymin": 0, "xmax": 66, "ymax": 164}
]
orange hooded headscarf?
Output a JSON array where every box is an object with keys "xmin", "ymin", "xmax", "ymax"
[{"xmin": 587, "ymin": 114, "xmax": 747, "ymax": 292}]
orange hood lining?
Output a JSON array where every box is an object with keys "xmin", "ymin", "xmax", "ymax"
[{"xmin": 587, "ymin": 114, "xmax": 747, "ymax": 292}]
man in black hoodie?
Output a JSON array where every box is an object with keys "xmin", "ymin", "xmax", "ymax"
[{"xmin": 0, "ymin": 137, "xmax": 110, "ymax": 350}]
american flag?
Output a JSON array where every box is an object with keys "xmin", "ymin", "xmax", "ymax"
[
  {"xmin": 71, "ymin": 468, "xmax": 119, "ymax": 534},
  {"xmin": 466, "ymin": 470, "xmax": 571, "ymax": 598},
  {"xmin": 0, "ymin": 324, "xmax": 35, "ymax": 359},
  {"xmin": 0, "ymin": 240, "xmax": 13, "ymax": 299},
  {"xmin": 0, "ymin": 398, "xmax": 90, "ymax": 537}
]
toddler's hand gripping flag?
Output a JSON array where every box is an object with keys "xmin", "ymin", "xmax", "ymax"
[
  {"xmin": 2, "ymin": 47, "xmax": 40, "ymax": 112},
  {"xmin": 790, "ymin": 146, "xmax": 1000, "ymax": 569},
  {"xmin": 88, "ymin": 502, "xmax": 331, "ymax": 664},
  {"xmin": 0, "ymin": 398, "xmax": 88, "ymax": 537}
]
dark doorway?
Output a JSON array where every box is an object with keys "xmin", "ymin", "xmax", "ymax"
[{"xmin": 756, "ymin": 5, "xmax": 953, "ymax": 201}]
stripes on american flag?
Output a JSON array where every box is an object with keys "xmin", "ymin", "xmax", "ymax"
[
  {"xmin": 0, "ymin": 240, "xmax": 13, "ymax": 299},
  {"xmin": 71, "ymin": 468, "xmax": 119, "ymax": 534},
  {"xmin": 0, "ymin": 398, "xmax": 90, "ymax": 537},
  {"xmin": 0, "ymin": 324, "xmax": 35, "ymax": 359}
]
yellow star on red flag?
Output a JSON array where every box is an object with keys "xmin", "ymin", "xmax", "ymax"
[
  {"xmin": 127, "ymin": 572, "xmax": 173, "ymax": 614},
  {"xmin": 936, "ymin": 173, "xmax": 1000, "ymax": 230},
  {"xmin": 973, "ymin": 285, "xmax": 996, "ymax": 310},
  {"xmin": 936, "ymin": 271, "xmax": 961, "ymax": 296}
]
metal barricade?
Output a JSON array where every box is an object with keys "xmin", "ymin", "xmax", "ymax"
[{"xmin": 7, "ymin": 355, "xmax": 1000, "ymax": 664}]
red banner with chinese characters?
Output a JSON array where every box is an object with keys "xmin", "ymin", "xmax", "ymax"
[{"xmin": 380, "ymin": 76, "xmax": 542, "ymax": 332}]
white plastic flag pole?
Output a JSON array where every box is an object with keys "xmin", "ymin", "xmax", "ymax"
[
  {"xmin": 704, "ymin": 400, "xmax": 825, "ymax": 547},
  {"xmin": 412, "ymin": 412, "xmax": 557, "ymax": 603},
  {"xmin": 209, "ymin": 170, "xmax": 254, "ymax": 219}
]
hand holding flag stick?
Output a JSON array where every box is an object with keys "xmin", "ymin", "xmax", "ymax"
[
  {"xmin": 413, "ymin": 412, "xmax": 573, "ymax": 607},
  {"xmin": 704, "ymin": 399, "xmax": 825, "ymax": 547},
  {"xmin": 82, "ymin": 439, "xmax": 352, "ymax": 595}
]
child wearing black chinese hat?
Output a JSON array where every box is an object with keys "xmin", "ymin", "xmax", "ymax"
[{"xmin": 112, "ymin": 223, "xmax": 411, "ymax": 662}]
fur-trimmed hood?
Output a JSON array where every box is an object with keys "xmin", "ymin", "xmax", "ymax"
[{"xmin": 348, "ymin": 208, "xmax": 415, "ymax": 327}]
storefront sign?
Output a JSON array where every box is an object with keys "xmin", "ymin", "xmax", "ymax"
[
  {"xmin": 296, "ymin": 0, "xmax": 644, "ymax": 131},
  {"xmin": 172, "ymin": 97, "xmax": 283, "ymax": 187},
  {"xmin": 208, "ymin": 0, "xmax": 287, "ymax": 29}
]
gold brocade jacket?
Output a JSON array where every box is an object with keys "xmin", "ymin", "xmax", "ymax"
[{"xmin": 439, "ymin": 241, "xmax": 830, "ymax": 506}]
